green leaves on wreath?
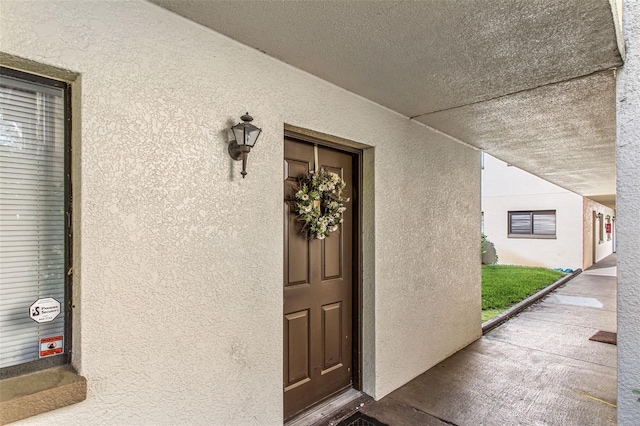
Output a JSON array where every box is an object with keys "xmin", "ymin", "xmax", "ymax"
[{"xmin": 294, "ymin": 169, "xmax": 348, "ymax": 240}]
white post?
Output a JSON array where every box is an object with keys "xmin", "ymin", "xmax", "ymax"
[{"xmin": 616, "ymin": 1, "xmax": 640, "ymax": 423}]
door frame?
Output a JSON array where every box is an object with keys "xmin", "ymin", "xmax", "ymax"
[
  {"xmin": 284, "ymin": 126, "xmax": 364, "ymax": 393},
  {"xmin": 612, "ymin": 216, "xmax": 616, "ymax": 253},
  {"xmin": 592, "ymin": 210, "xmax": 597, "ymax": 266}
]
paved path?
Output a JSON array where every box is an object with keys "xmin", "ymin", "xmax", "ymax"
[{"xmin": 360, "ymin": 254, "xmax": 617, "ymax": 426}]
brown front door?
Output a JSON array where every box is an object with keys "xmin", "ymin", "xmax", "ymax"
[{"xmin": 283, "ymin": 137, "xmax": 355, "ymax": 421}]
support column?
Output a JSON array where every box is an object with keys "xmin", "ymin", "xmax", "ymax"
[{"xmin": 617, "ymin": 2, "xmax": 640, "ymax": 423}]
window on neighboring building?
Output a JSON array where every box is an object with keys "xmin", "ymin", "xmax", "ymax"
[
  {"xmin": 508, "ymin": 210, "xmax": 556, "ymax": 237},
  {"xmin": 0, "ymin": 67, "xmax": 71, "ymax": 378}
]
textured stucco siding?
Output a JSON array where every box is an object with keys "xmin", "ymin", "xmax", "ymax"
[
  {"xmin": 0, "ymin": 1, "xmax": 480, "ymax": 424},
  {"xmin": 582, "ymin": 198, "xmax": 616, "ymax": 270},
  {"xmin": 617, "ymin": 2, "xmax": 640, "ymax": 424},
  {"xmin": 482, "ymin": 154, "xmax": 584, "ymax": 270}
]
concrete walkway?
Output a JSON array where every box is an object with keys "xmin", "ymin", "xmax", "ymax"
[{"xmin": 360, "ymin": 254, "xmax": 618, "ymax": 426}]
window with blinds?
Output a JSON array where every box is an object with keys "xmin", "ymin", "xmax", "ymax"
[
  {"xmin": 0, "ymin": 67, "xmax": 70, "ymax": 376},
  {"xmin": 508, "ymin": 210, "xmax": 556, "ymax": 237}
]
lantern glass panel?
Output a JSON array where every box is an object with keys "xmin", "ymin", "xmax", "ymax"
[
  {"xmin": 244, "ymin": 124, "xmax": 261, "ymax": 147},
  {"xmin": 232, "ymin": 124, "xmax": 246, "ymax": 146}
]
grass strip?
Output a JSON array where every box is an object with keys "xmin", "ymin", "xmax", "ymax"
[{"xmin": 482, "ymin": 265, "xmax": 565, "ymax": 321}]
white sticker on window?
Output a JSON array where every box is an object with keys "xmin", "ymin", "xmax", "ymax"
[{"xmin": 29, "ymin": 297, "xmax": 61, "ymax": 323}]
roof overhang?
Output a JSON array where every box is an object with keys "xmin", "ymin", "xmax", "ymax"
[{"xmin": 150, "ymin": 0, "xmax": 623, "ymax": 208}]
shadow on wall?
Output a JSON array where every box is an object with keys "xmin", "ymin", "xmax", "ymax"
[{"xmin": 482, "ymin": 241, "xmax": 498, "ymax": 264}]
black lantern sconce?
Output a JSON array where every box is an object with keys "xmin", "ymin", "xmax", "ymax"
[{"xmin": 228, "ymin": 112, "xmax": 262, "ymax": 178}]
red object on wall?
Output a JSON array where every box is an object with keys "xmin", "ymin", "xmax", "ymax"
[{"xmin": 606, "ymin": 223, "xmax": 612, "ymax": 233}]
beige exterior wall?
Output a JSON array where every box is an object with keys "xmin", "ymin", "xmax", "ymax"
[
  {"xmin": 582, "ymin": 198, "xmax": 616, "ymax": 271},
  {"xmin": 482, "ymin": 154, "xmax": 585, "ymax": 270},
  {"xmin": 0, "ymin": 1, "xmax": 480, "ymax": 424}
]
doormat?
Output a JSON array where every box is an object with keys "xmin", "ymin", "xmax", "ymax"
[
  {"xmin": 589, "ymin": 330, "xmax": 617, "ymax": 345},
  {"xmin": 336, "ymin": 412, "xmax": 389, "ymax": 426}
]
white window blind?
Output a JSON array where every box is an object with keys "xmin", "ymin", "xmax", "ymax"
[
  {"xmin": 0, "ymin": 73, "xmax": 66, "ymax": 369},
  {"xmin": 509, "ymin": 210, "xmax": 556, "ymax": 236},
  {"xmin": 509, "ymin": 212, "xmax": 532, "ymax": 234},
  {"xmin": 532, "ymin": 211, "xmax": 556, "ymax": 235}
]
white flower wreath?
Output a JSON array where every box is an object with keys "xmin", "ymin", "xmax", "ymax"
[{"xmin": 295, "ymin": 169, "xmax": 348, "ymax": 240}]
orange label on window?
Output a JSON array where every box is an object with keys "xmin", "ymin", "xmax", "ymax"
[{"xmin": 39, "ymin": 335, "xmax": 64, "ymax": 358}]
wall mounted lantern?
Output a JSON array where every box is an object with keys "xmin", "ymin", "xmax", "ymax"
[{"xmin": 228, "ymin": 112, "xmax": 262, "ymax": 178}]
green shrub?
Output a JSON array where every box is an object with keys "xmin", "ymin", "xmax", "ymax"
[{"xmin": 481, "ymin": 233, "xmax": 498, "ymax": 264}]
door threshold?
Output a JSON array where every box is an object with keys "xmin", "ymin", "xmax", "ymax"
[{"xmin": 285, "ymin": 388, "xmax": 371, "ymax": 426}]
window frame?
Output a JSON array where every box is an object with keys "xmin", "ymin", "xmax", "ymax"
[
  {"xmin": 0, "ymin": 66, "xmax": 73, "ymax": 380},
  {"xmin": 507, "ymin": 210, "xmax": 557, "ymax": 239}
]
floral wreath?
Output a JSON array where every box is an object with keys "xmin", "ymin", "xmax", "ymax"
[{"xmin": 294, "ymin": 169, "xmax": 348, "ymax": 240}]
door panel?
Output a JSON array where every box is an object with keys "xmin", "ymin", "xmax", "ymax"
[
  {"xmin": 321, "ymin": 302, "xmax": 342, "ymax": 372},
  {"xmin": 284, "ymin": 154, "xmax": 313, "ymax": 288},
  {"xmin": 322, "ymin": 236, "xmax": 342, "ymax": 280},
  {"xmin": 284, "ymin": 310, "xmax": 311, "ymax": 390},
  {"xmin": 284, "ymin": 137, "xmax": 355, "ymax": 421}
]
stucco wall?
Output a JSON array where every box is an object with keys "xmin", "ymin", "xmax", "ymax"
[
  {"xmin": 0, "ymin": 1, "xmax": 480, "ymax": 424},
  {"xmin": 617, "ymin": 1, "xmax": 640, "ymax": 423},
  {"xmin": 482, "ymin": 154, "xmax": 584, "ymax": 269},
  {"xmin": 582, "ymin": 198, "xmax": 616, "ymax": 271}
]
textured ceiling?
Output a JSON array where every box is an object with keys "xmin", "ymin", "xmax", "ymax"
[
  {"xmin": 150, "ymin": 0, "xmax": 622, "ymax": 206},
  {"xmin": 419, "ymin": 71, "xmax": 617, "ymax": 198}
]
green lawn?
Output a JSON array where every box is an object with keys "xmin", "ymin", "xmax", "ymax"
[{"xmin": 482, "ymin": 265, "xmax": 565, "ymax": 322}]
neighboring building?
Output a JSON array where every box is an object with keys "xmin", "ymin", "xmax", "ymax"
[{"xmin": 482, "ymin": 154, "xmax": 615, "ymax": 270}]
